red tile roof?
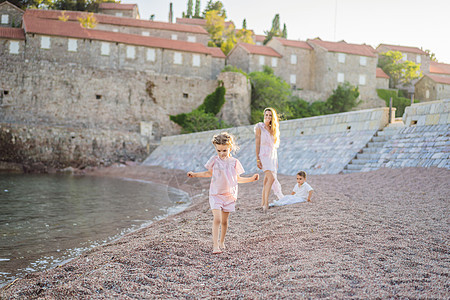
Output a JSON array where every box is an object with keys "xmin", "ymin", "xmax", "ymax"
[
  {"xmin": 254, "ymin": 34, "xmax": 265, "ymax": 42},
  {"xmin": 430, "ymin": 61, "xmax": 450, "ymax": 75},
  {"xmin": 377, "ymin": 44, "xmax": 428, "ymax": 55},
  {"xmin": 272, "ymin": 37, "xmax": 312, "ymax": 50},
  {"xmin": 207, "ymin": 47, "xmax": 226, "ymax": 58},
  {"xmin": 426, "ymin": 74, "xmax": 450, "ymax": 85},
  {"xmin": 307, "ymin": 39, "xmax": 376, "ymax": 57},
  {"xmin": 235, "ymin": 42, "xmax": 282, "ymax": 57},
  {"xmin": 98, "ymin": 3, "xmax": 137, "ymax": 10},
  {"xmin": 176, "ymin": 17, "xmax": 234, "ymax": 28},
  {"xmin": 22, "ymin": 14, "xmax": 218, "ymax": 56},
  {"xmin": 0, "ymin": 27, "xmax": 25, "ymax": 40},
  {"xmin": 25, "ymin": 9, "xmax": 208, "ymax": 35},
  {"xmin": 376, "ymin": 67, "xmax": 389, "ymax": 79}
]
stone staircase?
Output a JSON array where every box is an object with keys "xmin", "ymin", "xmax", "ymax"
[{"xmin": 342, "ymin": 122, "xmax": 405, "ymax": 173}]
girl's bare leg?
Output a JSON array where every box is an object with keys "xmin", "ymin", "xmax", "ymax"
[
  {"xmin": 262, "ymin": 171, "xmax": 274, "ymax": 212},
  {"xmin": 212, "ymin": 209, "xmax": 222, "ymax": 253},
  {"xmin": 219, "ymin": 211, "xmax": 230, "ymax": 249}
]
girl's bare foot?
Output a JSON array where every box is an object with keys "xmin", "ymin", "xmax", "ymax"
[
  {"xmin": 213, "ymin": 247, "xmax": 222, "ymax": 254},
  {"xmin": 219, "ymin": 243, "xmax": 225, "ymax": 250}
]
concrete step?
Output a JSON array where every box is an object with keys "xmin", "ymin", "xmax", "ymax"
[
  {"xmin": 357, "ymin": 153, "xmax": 381, "ymax": 160},
  {"xmin": 372, "ymin": 135, "xmax": 390, "ymax": 142},
  {"xmin": 367, "ymin": 141, "xmax": 386, "ymax": 148},
  {"xmin": 350, "ymin": 159, "xmax": 369, "ymax": 165},
  {"xmin": 346, "ymin": 164, "xmax": 363, "ymax": 170},
  {"xmin": 362, "ymin": 147, "xmax": 382, "ymax": 153},
  {"xmin": 342, "ymin": 169, "xmax": 360, "ymax": 174}
]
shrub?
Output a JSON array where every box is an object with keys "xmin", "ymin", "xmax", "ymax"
[
  {"xmin": 325, "ymin": 82, "xmax": 360, "ymax": 114},
  {"xmin": 377, "ymin": 89, "xmax": 417, "ymax": 117}
]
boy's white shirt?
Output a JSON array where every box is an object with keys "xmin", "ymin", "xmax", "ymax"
[{"xmin": 293, "ymin": 182, "xmax": 313, "ymax": 199}]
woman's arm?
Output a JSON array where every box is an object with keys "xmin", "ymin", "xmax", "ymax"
[
  {"xmin": 237, "ymin": 174, "xmax": 259, "ymax": 183},
  {"xmin": 255, "ymin": 126, "xmax": 262, "ymax": 169},
  {"xmin": 187, "ymin": 170, "xmax": 212, "ymax": 178}
]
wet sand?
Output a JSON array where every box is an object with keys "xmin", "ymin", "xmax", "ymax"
[{"xmin": 1, "ymin": 165, "xmax": 449, "ymax": 299}]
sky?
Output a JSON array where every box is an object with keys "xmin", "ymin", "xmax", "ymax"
[{"xmin": 121, "ymin": 0, "xmax": 450, "ymax": 64}]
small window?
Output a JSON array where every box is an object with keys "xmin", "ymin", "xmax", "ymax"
[
  {"xmin": 3, "ymin": 90, "xmax": 9, "ymax": 95},
  {"xmin": 115, "ymin": 12, "xmax": 123, "ymax": 17},
  {"xmin": 402, "ymin": 53, "xmax": 407, "ymax": 61},
  {"xmin": 425, "ymin": 90, "xmax": 429, "ymax": 99},
  {"xmin": 41, "ymin": 36, "xmax": 51, "ymax": 49},
  {"xmin": 171, "ymin": 34, "xmax": 178, "ymax": 40},
  {"xmin": 112, "ymin": 28, "xmax": 119, "ymax": 32},
  {"xmin": 290, "ymin": 54, "xmax": 297, "ymax": 64},
  {"xmin": 411, "ymin": 120, "xmax": 417, "ymax": 125},
  {"xmin": 416, "ymin": 55, "xmax": 421, "ymax": 63},
  {"xmin": 256, "ymin": 41, "xmax": 262, "ymax": 46},
  {"xmin": 1, "ymin": 14, "xmax": 9, "ymax": 24},
  {"xmin": 146, "ymin": 48, "xmax": 155, "ymax": 61},
  {"xmin": 338, "ymin": 53, "xmax": 346, "ymax": 63},
  {"xmin": 271, "ymin": 57, "xmax": 277, "ymax": 67},
  {"xmin": 126, "ymin": 45, "xmax": 135, "ymax": 59},
  {"xmin": 68, "ymin": 38, "xmax": 77, "ymax": 52},
  {"xmin": 96, "ymin": 94, "xmax": 102, "ymax": 100},
  {"xmin": 174, "ymin": 52, "xmax": 182, "ymax": 64},
  {"xmin": 9, "ymin": 41, "xmax": 19, "ymax": 54},
  {"xmin": 360, "ymin": 56, "xmax": 367, "ymax": 66},
  {"xmin": 142, "ymin": 31, "xmax": 150, "ymax": 36},
  {"xmin": 337, "ymin": 72, "xmax": 345, "ymax": 83},
  {"xmin": 187, "ymin": 36, "xmax": 196, "ymax": 43},
  {"xmin": 359, "ymin": 74, "xmax": 366, "ymax": 85},
  {"xmin": 183, "ymin": 93, "xmax": 189, "ymax": 98},
  {"xmin": 290, "ymin": 74, "xmax": 296, "ymax": 84},
  {"xmin": 192, "ymin": 54, "xmax": 200, "ymax": 67},
  {"xmin": 259, "ymin": 55, "xmax": 265, "ymax": 66},
  {"xmin": 101, "ymin": 42, "xmax": 110, "ymax": 56}
]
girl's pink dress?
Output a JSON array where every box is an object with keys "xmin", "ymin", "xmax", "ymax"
[
  {"xmin": 254, "ymin": 122, "xmax": 284, "ymax": 200},
  {"xmin": 205, "ymin": 155, "xmax": 245, "ymax": 206}
]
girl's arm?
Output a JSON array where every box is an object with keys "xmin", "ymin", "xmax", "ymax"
[
  {"xmin": 237, "ymin": 174, "xmax": 259, "ymax": 183},
  {"xmin": 307, "ymin": 190, "xmax": 313, "ymax": 202},
  {"xmin": 187, "ymin": 170, "xmax": 212, "ymax": 178},
  {"xmin": 255, "ymin": 127, "xmax": 262, "ymax": 169},
  {"xmin": 291, "ymin": 191, "xmax": 296, "ymax": 195}
]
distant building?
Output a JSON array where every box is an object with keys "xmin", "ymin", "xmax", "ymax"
[
  {"xmin": 226, "ymin": 42, "xmax": 282, "ymax": 74},
  {"xmin": 415, "ymin": 74, "xmax": 450, "ymax": 101},
  {"xmin": 376, "ymin": 44, "xmax": 430, "ymax": 74},
  {"xmin": 376, "ymin": 68, "xmax": 390, "ymax": 89},
  {"xmin": 98, "ymin": 2, "xmax": 140, "ymax": 19},
  {"xmin": 0, "ymin": 1, "xmax": 24, "ymax": 28},
  {"xmin": 429, "ymin": 61, "xmax": 450, "ymax": 78},
  {"xmin": 254, "ymin": 34, "xmax": 265, "ymax": 45}
]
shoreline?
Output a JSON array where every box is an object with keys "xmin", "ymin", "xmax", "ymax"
[{"xmin": 1, "ymin": 165, "xmax": 449, "ymax": 298}]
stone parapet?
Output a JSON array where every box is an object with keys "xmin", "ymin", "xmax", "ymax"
[
  {"xmin": 403, "ymin": 99, "xmax": 450, "ymax": 126},
  {"xmin": 145, "ymin": 108, "xmax": 391, "ymax": 175}
]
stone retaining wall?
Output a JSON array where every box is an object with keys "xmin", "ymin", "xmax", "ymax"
[
  {"xmin": 144, "ymin": 108, "xmax": 392, "ymax": 175},
  {"xmin": 0, "ymin": 123, "xmax": 153, "ymax": 172}
]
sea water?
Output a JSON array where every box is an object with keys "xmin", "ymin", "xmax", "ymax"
[{"xmin": 0, "ymin": 173, "xmax": 190, "ymax": 287}]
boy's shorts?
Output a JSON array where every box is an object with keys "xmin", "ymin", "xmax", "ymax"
[{"xmin": 209, "ymin": 195, "xmax": 236, "ymax": 212}]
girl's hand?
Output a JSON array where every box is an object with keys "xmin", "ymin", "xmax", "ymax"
[
  {"xmin": 257, "ymin": 160, "xmax": 262, "ymax": 169},
  {"xmin": 253, "ymin": 174, "xmax": 260, "ymax": 181},
  {"xmin": 187, "ymin": 171, "xmax": 195, "ymax": 178}
]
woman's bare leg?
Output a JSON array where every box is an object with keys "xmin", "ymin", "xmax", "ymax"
[{"xmin": 262, "ymin": 171, "xmax": 274, "ymax": 212}]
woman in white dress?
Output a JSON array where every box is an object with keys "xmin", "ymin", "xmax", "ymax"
[{"xmin": 254, "ymin": 108, "xmax": 284, "ymax": 212}]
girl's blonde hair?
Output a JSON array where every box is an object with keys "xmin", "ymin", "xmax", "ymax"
[
  {"xmin": 211, "ymin": 132, "xmax": 239, "ymax": 153},
  {"xmin": 264, "ymin": 107, "xmax": 280, "ymax": 147}
]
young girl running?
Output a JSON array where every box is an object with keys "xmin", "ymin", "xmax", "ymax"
[{"xmin": 187, "ymin": 132, "xmax": 259, "ymax": 254}]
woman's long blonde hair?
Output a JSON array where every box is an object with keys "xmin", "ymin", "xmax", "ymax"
[{"xmin": 264, "ymin": 107, "xmax": 280, "ymax": 147}]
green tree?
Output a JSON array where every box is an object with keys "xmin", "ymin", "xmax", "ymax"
[
  {"xmin": 378, "ymin": 51, "xmax": 422, "ymax": 88},
  {"xmin": 325, "ymin": 82, "xmax": 360, "ymax": 114},
  {"xmin": 78, "ymin": 12, "xmax": 97, "ymax": 28},
  {"xmin": 205, "ymin": 10, "xmax": 225, "ymax": 47},
  {"xmin": 193, "ymin": 0, "xmax": 201, "ymax": 18},
  {"xmin": 425, "ymin": 49, "xmax": 437, "ymax": 62},
  {"xmin": 203, "ymin": 0, "xmax": 226, "ymax": 18},
  {"xmin": 186, "ymin": 0, "xmax": 193, "ymax": 18},
  {"xmin": 263, "ymin": 14, "xmax": 282, "ymax": 44},
  {"xmin": 249, "ymin": 66, "xmax": 292, "ymax": 123},
  {"xmin": 282, "ymin": 23, "xmax": 287, "ymax": 38}
]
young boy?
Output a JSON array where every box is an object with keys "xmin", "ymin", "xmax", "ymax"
[{"xmin": 291, "ymin": 171, "xmax": 313, "ymax": 202}]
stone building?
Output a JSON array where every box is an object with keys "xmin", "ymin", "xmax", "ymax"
[
  {"xmin": 415, "ymin": 74, "xmax": 450, "ymax": 101},
  {"xmin": 266, "ymin": 37, "xmax": 313, "ymax": 90},
  {"xmin": 376, "ymin": 43, "xmax": 430, "ymax": 74},
  {"xmin": 0, "ymin": 1, "xmax": 23, "ymax": 28},
  {"xmin": 429, "ymin": 61, "xmax": 450, "ymax": 78},
  {"xmin": 307, "ymin": 39, "xmax": 379, "ymax": 101},
  {"xmin": 98, "ymin": 2, "xmax": 139, "ymax": 19},
  {"xmin": 25, "ymin": 9, "xmax": 210, "ymax": 45},
  {"xmin": 226, "ymin": 42, "xmax": 282, "ymax": 73},
  {"xmin": 376, "ymin": 67, "xmax": 390, "ymax": 89}
]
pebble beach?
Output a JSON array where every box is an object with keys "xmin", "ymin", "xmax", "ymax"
[{"xmin": 1, "ymin": 165, "xmax": 449, "ymax": 299}]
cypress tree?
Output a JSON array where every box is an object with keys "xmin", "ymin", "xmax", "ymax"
[{"xmin": 186, "ymin": 0, "xmax": 193, "ymax": 18}]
